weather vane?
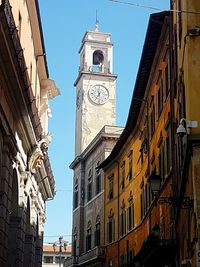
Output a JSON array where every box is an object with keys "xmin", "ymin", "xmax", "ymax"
[{"xmin": 95, "ymin": 10, "xmax": 99, "ymax": 31}]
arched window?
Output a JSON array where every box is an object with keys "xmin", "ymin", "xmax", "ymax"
[
  {"xmin": 92, "ymin": 50, "xmax": 104, "ymax": 72},
  {"xmin": 127, "ymin": 193, "xmax": 134, "ymax": 231},
  {"xmin": 96, "ymin": 161, "xmax": 101, "ymax": 195},
  {"xmin": 73, "ymin": 179, "xmax": 78, "ymax": 209},
  {"xmin": 95, "ymin": 216, "xmax": 100, "ymax": 246},
  {"xmin": 87, "ymin": 170, "xmax": 92, "ymax": 202},
  {"xmin": 86, "ymin": 221, "xmax": 92, "ymax": 251},
  {"xmin": 107, "ymin": 210, "xmax": 115, "ymax": 244},
  {"xmin": 73, "ymin": 228, "xmax": 77, "ymax": 257},
  {"xmin": 120, "ymin": 200, "xmax": 126, "ymax": 237}
]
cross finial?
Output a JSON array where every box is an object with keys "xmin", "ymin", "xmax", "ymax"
[{"xmin": 95, "ymin": 10, "xmax": 99, "ymax": 31}]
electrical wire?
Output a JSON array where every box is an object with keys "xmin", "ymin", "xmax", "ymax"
[
  {"xmin": 109, "ymin": 0, "xmax": 163, "ymax": 12},
  {"xmin": 44, "ymin": 234, "xmax": 72, "ymax": 237},
  {"xmin": 108, "ymin": 0, "xmax": 200, "ymax": 15}
]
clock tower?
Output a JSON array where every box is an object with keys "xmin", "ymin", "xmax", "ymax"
[{"xmin": 74, "ymin": 27, "xmax": 117, "ymax": 156}]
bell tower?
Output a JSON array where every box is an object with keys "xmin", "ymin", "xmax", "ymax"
[{"xmin": 74, "ymin": 26, "xmax": 117, "ymax": 156}]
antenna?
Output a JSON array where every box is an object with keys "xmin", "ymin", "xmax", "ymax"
[{"xmin": 95, "ymin": 10, "xmax": 99, "ymax": 31}]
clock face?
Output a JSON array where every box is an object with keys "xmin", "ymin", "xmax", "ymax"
[{"xmin": 89, "ymin": 85, "xmax": 109, "ymax": 105}]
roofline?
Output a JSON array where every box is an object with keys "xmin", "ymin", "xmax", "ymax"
[
  {"xmin": 35, "ymin": 0, "xmax": 49, "ymax": 77},
  {"xmin": 70, "ymin": 125, "xmax": 124, "ymax": 169},
  {"xmin": 100, "ymin": 11, "xmax": 170, "ymax": 169}
]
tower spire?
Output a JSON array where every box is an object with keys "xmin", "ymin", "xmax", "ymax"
[{"xmin": 95, "ymin": 10, "xmax": 99, "ymax": 31}]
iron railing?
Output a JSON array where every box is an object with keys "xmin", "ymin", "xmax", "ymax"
[
  {"xmin": 64, "ymin": 246, "xmax": 104, "ymax": 267},
  {"xmin": 79, "ymin": 64, "xmax": 111, "ymax": 74}
]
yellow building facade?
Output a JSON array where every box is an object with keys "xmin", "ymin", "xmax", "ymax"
[
  {"xmin": 102, "ymin": 11, "xmax": 173, "ymax": 267},
  {"xmin": 173, "ymin": 0, "xmax": 200, "ymax": 266},
  {"xmin": 101, "ymin": 1, "xmax": 200, "ymax": 266}
]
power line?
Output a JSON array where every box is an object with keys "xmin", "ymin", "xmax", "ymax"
[
  {"xmin": 108, "ymin": 0, "xmax": 200, "ymax": 15},
  {"xmin": 109, "ymin": 0, "xmax": 163, "ymax": 12},
  {"xmin": 44, "ymin": 234, "xmax": 72, "ymax": 238}
]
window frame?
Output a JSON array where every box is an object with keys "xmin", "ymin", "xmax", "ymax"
[
  {"xmin": 120, "ymin": 208, "xmax": 126, "ymax": 237},
  {"xmin": 121, "ymin": 161, "xmax": 125, "ymax": 190},
  {"xmin": 87, "ymin": 170, "xmax": 93, "ymax": 202},
  {"xmin": 73, "ymin": 181, "xmax": 78, "ymax": 209},
  {"xmin": 127, "ymin": 202, "xmax": 134, "ymax": 231},
  {"xmin": 107, "ymin": 215, "xmax": 115, "ymax": 244},
  {"xmin": 128, "ymin": 151, "xmax": 133, "ymax": 180},
  {"xmin": 86, "ymin": 222, "xmax": 92, "ymax": 251},
  {"xmin": 95, "ymin": 217, "xmax": 101, "ymax": 246},
  {"xmin": 108, "ymin": 174, "xmax": 114, "ymax": 200}
]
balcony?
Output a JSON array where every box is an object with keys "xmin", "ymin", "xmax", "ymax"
[
  {"xmin": 79, "ymin": 64, "xmax": 111, "ymax": 75},
  {"xmin": 79, "ymin": 246, "xmax": 104, "ymax": 264},
  {"xmin": 64, "ymin": 246, "xmax": 104, "ymax": 267},
  {"xmin": 64, "ymin": 256, "xmax": 78, "ymax": 267}
]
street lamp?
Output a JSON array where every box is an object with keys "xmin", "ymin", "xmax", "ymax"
[
  {"xmin": 148, "ymin": 170, "xmax": 193, "ymax": 209},
  {"xmin": 53, "ymin": 236, "xmax": 67, "ymax": 267}
]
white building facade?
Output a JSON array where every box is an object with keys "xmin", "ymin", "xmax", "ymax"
[
  {"xmin": 42, "ymin": 241, "xmax": 71, "ymax": 267},
  {"xmin": 64, "ymin": 26, "xmax": 123, "ymax": 267}
]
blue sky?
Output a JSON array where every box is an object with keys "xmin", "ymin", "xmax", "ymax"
[{"xmin": 38, "ymin": 0, "xmax": 169, "ymax": 243}]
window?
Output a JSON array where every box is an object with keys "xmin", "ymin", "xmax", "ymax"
[
  {"xmin": 107, "ymin": 215, "xmax": 115, "ymax": 243},
  {"xmin": 140, "ymin": 192, "xmax": 144, "ymax": 220},
  {"xmin": 157, "ymin": 74, "xmax": 163, "ymax": 119},
  {"xmin": 144, "ymin": 183, "xmax": 149, "ymax": 213},
  {"xmin": 55, "ymin": 256, "xmax": 65, "ymax": 263},
  {"xmin": 165, "ymin": 131, "xmax": 172, "ymax": 175},
  {"xmin": 149, "ymin": 96, "xmax": 155, "ymax": 139},
  {"xmin": 108, "ymin": 174, "xmax": 114, "ymax": 200},
  {"xmin": 140, "ymin": 184, "xmax": 150, "ymax": 220},
  {"xmin": 73, "ymin": 230, "xmax": 77, "ymax": 257},
  {"xmin": 127, "ymin": 203, "xmax": 134, "ymax": 231},
  {"xmin": 86, "ymin": 221, "xmax": 92, "ymax": 251},
  {"xmin": 119, "ymin": 255, "xmax": 125, "ymax": 267},
  {"xmin": 128, "ymin": 151, "xmax": 133, "ymax": 180},
  {"xmin": 95, "ymin": 217, "xmax": 101, "ymax": 246},
  {"xmin": 96, "ymin": 162, "xmax": 101, "ymax": 195},
  {"xmin": 159, "ymin": 144, "xmax": 165, "ymax": 183},
  {"xmin": 93, "ymin": 50, "xmax": 104, "ymax": 72},
  {"xmin": 43, "ymin": 256, "xmax": 53, "ymax": 263},
  {"xmin": 121, "ymin": 161, "xmax": 125, "ymax": 189},
  {"xmin": 73, "ymin": 182, "xmax": 78, "ymax": 209},
  {"xmin": 87, "ymin": 170, "xmax": 92, "ymax": 202},
  {"xmin": 163, "ymin": 62, "xmax": 170, "ymax": 100},
  {"xmin": 140, "ymin": 146, "xmax": 144, "ymax": 165},
  {"xmin": 120, "ymin": 208, "xmax": 126, "ymax": 237},
  {"xmin": 140, "ymin": 123, "xmax": 147, "ymax": 165}
]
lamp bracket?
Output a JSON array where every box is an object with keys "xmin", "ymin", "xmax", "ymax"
[{"xmin": 158, "ymin": 196, "xmax": 193, "ymax": 209}]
